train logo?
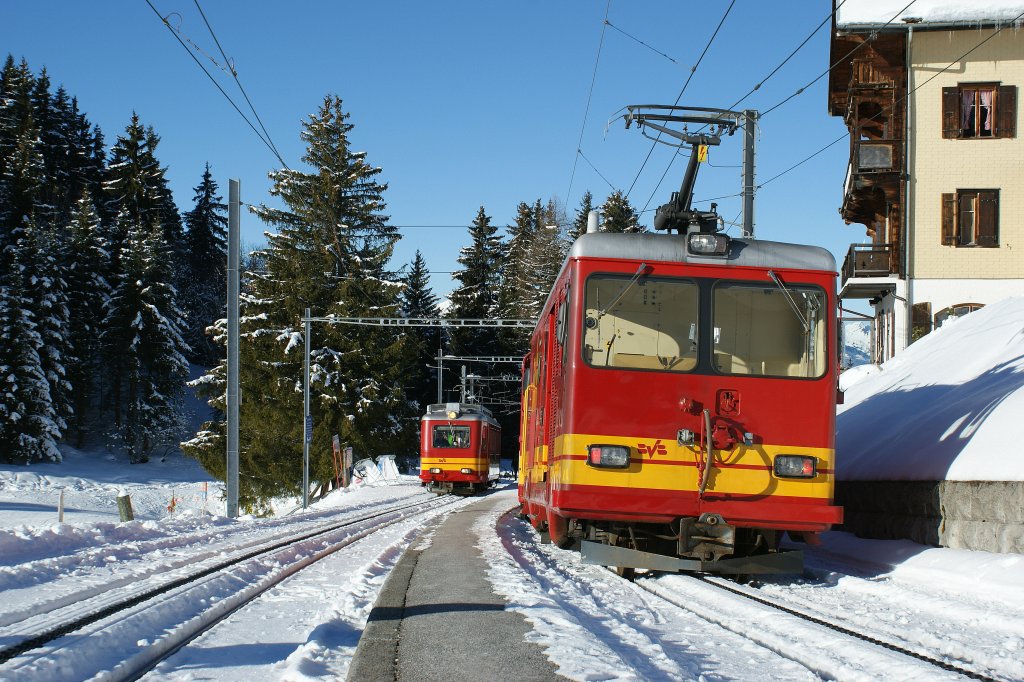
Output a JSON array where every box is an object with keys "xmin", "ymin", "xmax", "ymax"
[{"xmin": 637, "ymin": 440, "xmax": 667, "ymax": 457}]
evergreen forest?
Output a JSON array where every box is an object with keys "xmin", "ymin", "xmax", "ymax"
[{"xmin": 0, "ymin": 57, "xmax": 644, "ymax": 510}]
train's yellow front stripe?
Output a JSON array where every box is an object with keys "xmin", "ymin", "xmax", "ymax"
[{"xmin": 535, "ymin": 433, "xmax": 834, "ymax": 499}]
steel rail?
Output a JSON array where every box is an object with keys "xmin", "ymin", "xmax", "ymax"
[
  {"xmin": 632, "ymin": 573, "xmax": 997, "ymax": 682},
  {"xmin": 0, "ymin": 495, "xmax": 457, "ymax": 668}
]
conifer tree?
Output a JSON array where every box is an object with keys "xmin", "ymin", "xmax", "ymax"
[
  {"xmin": 448, "ymin": 206, "xmax": 503, "ymax": 361},
  {"xmin": 101, "ymin": 115, "xmax": 190, "ymax": 458},
  {"xmin": 63, "ymin": 190, "xmax": 111, "ymax": 444},
  {"xmin": 400, "ymin": 250, "xmax": 440, "ymax": 412},
  {"xmin": 180, "ymin": 163, "xmax": 227, "ymax": 365},
  {"xmin": 185, "ymin": 95, "xmax": 408, "ymax": 509},
  {"xmin": 569, "ymin": 190, "xmax": 594, "ymax": 241},
  {"xmin": 0, "ymin": 249, "xmax": 61, "ymax": 464},
  {"xmin": 600, "ymin": 189, "xmax": 644, "ymax": 233},
  {"xmin": 102, "ymin": 212, "xmax": 189, "ymax": 462}
]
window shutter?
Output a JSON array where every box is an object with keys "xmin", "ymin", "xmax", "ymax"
[
  {"xmin": 996, "ymin": 85, "xmax": 1017, "ymax": 138},
  {"xmin": 940, "ymin": 193, "xmax": 956, "ymax": 245},
  {"xmin": 977, "ymin": 190, "xmax": 999, "ymax": 247},
  {"xmin": 942, "ymin": 87, "xmax": 960, "ymax": 138}
]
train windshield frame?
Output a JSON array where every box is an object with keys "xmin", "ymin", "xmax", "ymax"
[
  {"xmin": 581, "ymin": 273, "xmax": 829, "ymax": 379},
  {"xmin": 712, "ymin": 281, "xmax": 828, "ymax": 379},
  {"xmin": 432, "ymin": 425, "xmax": 471, "ymax": 449},
  {"xmin": 582, "ymin": 274, "xmax": 699, "ymax": 372}
]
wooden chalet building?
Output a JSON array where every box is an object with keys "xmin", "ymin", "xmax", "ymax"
[{"xmin": 829, "ymin": 1, "xmax": 1024, "ymax": 362}]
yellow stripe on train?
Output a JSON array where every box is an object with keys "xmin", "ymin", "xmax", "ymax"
[{"xmin": 530, "ymin": 433, "xmax": 834, "ymax": 498}]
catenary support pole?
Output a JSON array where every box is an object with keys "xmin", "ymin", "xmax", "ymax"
[
  {"xmin": 303, "ymin": 308, "xmax": 311, "ymax": 510},
  {"xmin": 226, "ymin": 179, "xmax": 240, "ymax": 518},
  {"xmin": 742, "ymin": 110, "xmax": 758, "ymax": 238}
]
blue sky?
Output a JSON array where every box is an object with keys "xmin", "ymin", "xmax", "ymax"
[{"xmin": 4, "ymin": 1, "xmax": 868, "ymax": 300}]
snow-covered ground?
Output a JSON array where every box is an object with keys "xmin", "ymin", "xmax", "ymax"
[{"xmin": 2, "ymin": 297, "xmax": 1023, "ymax": 680}]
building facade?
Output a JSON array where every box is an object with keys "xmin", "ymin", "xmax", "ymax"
[{"xmin": 829, "ymin": 2, "xmax": 1024, "ymax": 362}]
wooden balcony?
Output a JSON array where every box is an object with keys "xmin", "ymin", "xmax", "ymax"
[{"xmin": 842, "ymin": 243, "xmax": 897, "ymax": 284}]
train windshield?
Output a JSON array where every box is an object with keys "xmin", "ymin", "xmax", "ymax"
[
  {"xmin": 713, "ymin": 282, "xmax": 827, "ymax": 378},
  {"xmin": 583, "ymin": 275, "xmax": 699, "ymax": 372},
  {"xmin": 433, "ymin": 425, "xmax": 471, "ymax": 448}
]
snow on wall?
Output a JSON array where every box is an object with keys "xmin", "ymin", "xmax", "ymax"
[
  {"xmin": 837, "ymin": 296, "xmax": 1024, "ymax": 481},
  {"xmin": 837, "ymin": 0, "xmax": 1024, "ymax": 26}
]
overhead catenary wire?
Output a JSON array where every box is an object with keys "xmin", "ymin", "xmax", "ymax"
[
  {"xmin": 637, "ymin": 0, "xmax": 914, "ymax": 217},
  {"xmin": 142, "ymin": 0, "xmax": 291, "ymax": 170},
  {"xmin": 566, "ymin": 0, "xmax": 613, "ymax": 207},
  {"xmin": 604, "ymin": 19, "xmax": 684, "ymax": 67},
  {"xmin": 624, "ymin": 0, "xmax": 737, "ymax": 201},
  {"xmin": 757, "ymin": 7, "xmax": 1024, "ymax": 192},
  {"xmin": 192, "ymin": 0, "xmax": 287, "ymax": 167}
]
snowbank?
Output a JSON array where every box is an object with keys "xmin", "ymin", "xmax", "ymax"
[{"xmin": 837, "ymin": 296, "xmax": 1024, "ymax": 482}]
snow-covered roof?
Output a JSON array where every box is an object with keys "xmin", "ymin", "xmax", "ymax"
[{"xmin": 836, "ymin": 0, "xmax": 1024, "ymax": 28}]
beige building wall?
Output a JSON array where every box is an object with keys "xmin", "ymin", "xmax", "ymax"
[{"xmin": 908, "ymin": 28, "xmax": 1024, "ymax": 281}]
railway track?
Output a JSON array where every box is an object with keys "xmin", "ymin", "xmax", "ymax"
[
  {"xmin": 635, "ymin": 572, "xmax": 1002, "ymax": 681},
  {"xmin": 0, "ymin": 494, "xmax": 458, "ymax": 681}
]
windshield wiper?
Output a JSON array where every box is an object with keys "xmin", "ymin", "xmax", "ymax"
[
  {"xmin": 768, "ymin": 270, "xmax": 809, "ymax": 333},
  {"xmin": 597, "ymin": 262, "xmax": 649, "ymax": 320}
]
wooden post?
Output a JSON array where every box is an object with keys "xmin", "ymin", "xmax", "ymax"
[
  {"xmin": 58, "ymin": 489, "xmax": 64, "ymax": 523},
  {"xmin": 117, "ymin": 493, "xmax": 135, "ymax": 522}
]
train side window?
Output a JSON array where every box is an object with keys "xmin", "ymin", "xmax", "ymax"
[
  {"xmin": 433, "ymin": 425, "xmax": 470, "ymax": 448},
  {"xmin": 582, "ymin": 274, "xmax": 698, "ymax": 372},
  {"xmin": 712, "ymin": 282, "xmax": 827, "ymax": 378}
]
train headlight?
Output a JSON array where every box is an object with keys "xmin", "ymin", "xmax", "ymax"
[
  {"xmin": 429, "ymin": 467, "xmax": 442, "ymax": 474},
  {"xmin": 687, "ymin": 232, "xmax": 729, "ymax": 256},
  {"xmin": 774, "ymin": 455, "xmax": 816, "ymax": 478},
  {"xmin": 586, "ymin": 445, "xmax": 631, "ymax": 469},
  {"xmin": 460, "ymin": 468, "xmax": 473, "ymax": 474}
]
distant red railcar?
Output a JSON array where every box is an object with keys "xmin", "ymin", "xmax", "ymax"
[
  {"xmin": 518, "ymin": 229, "xmax": 843, "ymax": 575},
  {"xmin": 420, "ymin": 402, "xmax": 500, "ymax": 495}
]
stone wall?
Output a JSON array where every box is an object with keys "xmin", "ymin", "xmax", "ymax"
[{"xmin": 835, "ymin": 481, "xmax": 1024, "ymax": 554}]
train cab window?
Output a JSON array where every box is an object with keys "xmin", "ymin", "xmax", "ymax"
[
  {"xmin": 583, "ymin": 275, "xmax": 698, "ymax": 372},
  {"xmin": 433, "ymin": 425, "xmax": 470, "ymax": 448},
  {"xmin": 712, "ymin": 282, "xmax": 827, "ymax": 378}
]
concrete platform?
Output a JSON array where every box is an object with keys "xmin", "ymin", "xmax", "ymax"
[{"xmin": 347, "ymin": 492, "xmax": 566, "ymax": 681}]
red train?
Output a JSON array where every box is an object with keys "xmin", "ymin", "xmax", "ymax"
[
  {"xmin": 420, "ymin": 402, "xmax": 501, "ymax": 495},
  {"xmin": 518, "ymin": 228, "xmax": 843, "ymax": 575}
]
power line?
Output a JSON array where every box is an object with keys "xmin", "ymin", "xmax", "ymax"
[
  {"xmin": 604, "ymin": 19, "xmax": 684, "ymax": 67},
  {"xmin": 566, "ymin": 0, "xmax": 613, "ymax": 206},
  {"xmin": 578, "ymin": 148, "xmax": 617, "ymax": 191},
  {"xmin": 142, "ymin": 0, "xmax": 290, "ymax": 169},
  {"xmin": 624, "ymin": 0, "xmax": 736, "ymax": 201},
  {"xmin": 192, "ymin": 0, "xmax": 288, "ymax": 168},
  {"xmin": 637, "ymin": 0, "xmax": 911, "ymax": 216},
  {"xmin": 757, "ymin": 8, "xmax": 1024, "ymax": 191},
  {"xmin": 760, "ymin": 0, "xmax": 917, "ymax": 118}
]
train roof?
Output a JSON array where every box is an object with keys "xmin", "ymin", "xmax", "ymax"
[
  {"xmin": 422, "ymin": 402, "xmax": 497, "ymax": 422},
  {"xmin": 567, "ymin": 232, "xmax": 837, "ymax": 273}
]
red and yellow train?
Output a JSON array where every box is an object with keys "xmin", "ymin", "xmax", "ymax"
[
  {"xmin": 518, "ymin": 228, "xmax": 843, "ymax": 575},
  {"xmin": 420, "ymin": 402, "xmax": 501, "ymax": 495}
]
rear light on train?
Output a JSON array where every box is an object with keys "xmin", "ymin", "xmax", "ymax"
[
  {"xmin": 586, "ymin": 445, "xmax": 631, "ymax": 469},
  {"xmin": 774, "ymin": 455, "xmax": 816, "ymax": 478},
  {"xmin": 460, "ymin": 468, "xmax": 473, "ymax": 474},
  {"xmin": 429, "ymin": 467, "xmax": 442, "ymax": 474},
  {"xmin": 687, "ymin": 232, "xmax": 729, "ymax": 256}
]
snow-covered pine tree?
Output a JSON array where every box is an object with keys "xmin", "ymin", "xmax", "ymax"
[
  {"xmin": 0, "ymin": 248, "xmax": 61, "ymax": 464},
  {"xmin": 63, "ymin": 190, "xmax": 111, "ymax": 444},
  {"xmin": 180, "ymin": 163, "xmax": 227, "ymax": 365},
  {"xmin": 103, "ymin": 211, "xmax": 189, "ymax": 463},
  {"xmin": 600, "ymin": 189, "xmax": 644, "ymax": 233},
  {"xmin": 101, "ymin": 115, "xmax": 190, "ymax": 461},
  {"xmin": 185, "ymin": 95, "xmax": 409, "ymax": 510},
  {"xmin": 399, "ymin": 249, "xmax": 440, "ymax": 414},
  {"xmin": 447, "ymin": 206, "xmax": 503, "ymax": 361}
]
